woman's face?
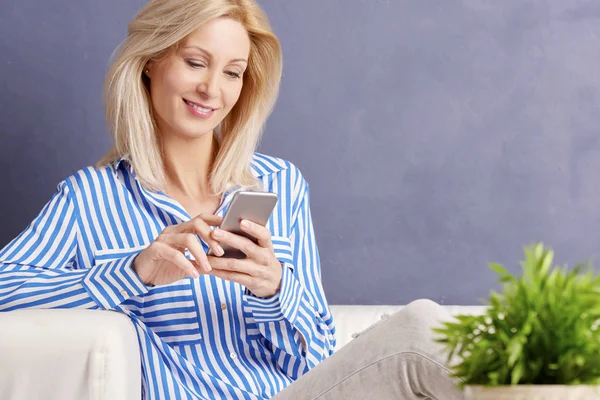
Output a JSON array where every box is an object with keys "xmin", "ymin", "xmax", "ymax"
[{"xmin": 147, "ymin": 18, "xmax": 251, "ymax": 140}]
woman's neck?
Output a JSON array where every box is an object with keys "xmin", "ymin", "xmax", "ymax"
[{"xmin": 161, "ymin": 132, "xmax": 218, "ymax": 202}]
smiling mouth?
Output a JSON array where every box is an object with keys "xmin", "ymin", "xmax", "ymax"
[{"xmin": 183, "ymin": 99, "xmax": 217, "ymax": 112}]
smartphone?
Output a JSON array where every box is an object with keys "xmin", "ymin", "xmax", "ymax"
[{"xmin": 209, "ymin": 190, "xmax": 278, "ymax": 259}]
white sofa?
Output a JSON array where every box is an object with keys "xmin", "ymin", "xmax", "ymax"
[{"xmin": 0, "ymin": 305, "xmax": 486, "ymax": 400}]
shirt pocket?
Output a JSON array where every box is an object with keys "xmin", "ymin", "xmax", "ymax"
[
  {"xmin": 142, "ymin": 280, "xmax": 203, "ymax": 346},
  {"xmin": 93, "ymin": 246, "xmax": 203, "ymax": 346},
  {"xmin": 93, "ymin": 244, "xmax": 148, "ymax": 264}
]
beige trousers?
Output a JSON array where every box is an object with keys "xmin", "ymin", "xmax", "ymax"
[{"xmin": 273, "ymin": 299, "xmax": 464, "ymax": 400}]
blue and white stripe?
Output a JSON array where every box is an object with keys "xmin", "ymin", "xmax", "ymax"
[{"xmin": 0, "ymin": 153, "xmax": 336, "ymax": 399}]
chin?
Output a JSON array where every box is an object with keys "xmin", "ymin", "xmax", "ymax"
[{"xmin": 177, "ymin": 125, "xmax": 217, "ymax": 139}]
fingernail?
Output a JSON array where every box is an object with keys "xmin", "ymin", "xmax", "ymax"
[
  {"xmin": 241, "ymin": 220, "xmax": 250, "ymax": 228},
  {"xmin": 213, "ymin": 229, "xmax": 223, "ymax": 237},
  {"xmin": 203, "ymin": 261, "xmax": 212, "ymax": 271},
  {"xmin": 216, "ymin": 245, "xmax": 225, "ymax": 257},
  {"xmin": 192, "ymin": 270, "xmax": 200, "ymax": 278}
]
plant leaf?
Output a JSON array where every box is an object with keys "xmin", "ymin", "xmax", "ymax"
[
  {"xmin": 507, "ymin": 338, "xmax": 523, "ymax": 367},
  {"xmin": 511, "ymin": 361, "xmax": 524, "ymax": 385},
  {"xmin": 489, "ymin": 262, "xmax": 510, "ymax": 277}
]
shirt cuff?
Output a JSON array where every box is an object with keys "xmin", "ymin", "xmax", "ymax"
[
  {"xmin": 82, "ymin": 253, "xmax": 150, "ymax": 310},
  {"xmin": 243, "ymin": 263, "xmax": 304, "ymax": 324}
]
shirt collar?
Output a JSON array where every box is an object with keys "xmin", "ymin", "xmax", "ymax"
[
  {"xmin": 114, "ymin": 157, "xmax": 136, "ymax": 178},
  {"xmin": 249, "ymin": 153, "xmax": 289, "ymax": 177},
  {"xmin": 114, "ymin": 153, "xmax": 289, "ymax": 223},
  {"xmin": 115, "ymin": 153, "xmax": 288, "ymax": 180}
]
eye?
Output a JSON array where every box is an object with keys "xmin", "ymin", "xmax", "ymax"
[
  {"xmin": 225, "ymin": 71, "xmax": 241, "ymax": 79},
  {"xmin": 185, "ymin": 60, "xmax": 206, "ymax": 69}
]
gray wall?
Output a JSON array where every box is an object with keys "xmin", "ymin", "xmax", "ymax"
[{"xmin": 1, "ymin": 1, "xmax": 599, "ymax": 305}]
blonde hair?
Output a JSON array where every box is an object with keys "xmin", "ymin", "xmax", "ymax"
[{"xmin": 98, "ymin": 0, "xmax": 282, "ymax": 195}]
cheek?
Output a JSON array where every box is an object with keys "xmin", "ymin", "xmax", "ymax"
[
  {"xmin": 223, "ymin": 84, "xmax": 244, "ymax": 110},
  {"xmin": 151, "ymin": 66, "xmax": 191, "ymax": 107},
  {"xmin": 150, "ymin": 71, "xmax": 196, "ymax": 127}
]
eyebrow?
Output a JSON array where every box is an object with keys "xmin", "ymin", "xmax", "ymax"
[{"xmin": 182, "ymin": 45, "xmax": 248, "ymax": 64}]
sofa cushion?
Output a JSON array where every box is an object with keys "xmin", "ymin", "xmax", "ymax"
[{"xmin": 329, "ymin": 305, "xmax": 487, "ymax": 351}]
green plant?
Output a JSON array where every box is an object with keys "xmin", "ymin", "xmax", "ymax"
[{"xmin": 433, "ymin": 242, "xmax": 600, "ymax": 388}]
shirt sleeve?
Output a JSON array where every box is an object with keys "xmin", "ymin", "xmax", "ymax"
[
  {"xmin": 243, "ymin": 179, "xmax": 336, "ymax": 378},
  {"xmin": 0, "ymin": 181, "xmax": 150, "ymax": 312}
]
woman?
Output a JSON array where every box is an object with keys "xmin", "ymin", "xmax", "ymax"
[{"xmin": 0, "ymin": 0, "xmax": 463, "ymax": 399}]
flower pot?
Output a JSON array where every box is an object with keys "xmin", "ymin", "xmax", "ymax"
[{"xmin": 465, "ymin": 385, "xmax": 600, "ymax": 400}]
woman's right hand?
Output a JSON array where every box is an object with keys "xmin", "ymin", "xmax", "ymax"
[{"xmin": 132, "ymin": 214, "xmax": 224, "ymax": 286}]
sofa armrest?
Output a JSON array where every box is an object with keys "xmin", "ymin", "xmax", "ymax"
[{"xmin": 0, "ymin": 309, "xmax": 141, "ymax": 400}]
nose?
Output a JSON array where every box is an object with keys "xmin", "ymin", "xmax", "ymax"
[{"xmin": 196, "ymin": 68, "xmax": 219, "ymax": 99}]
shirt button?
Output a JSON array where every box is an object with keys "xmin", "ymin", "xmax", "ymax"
[
  {"xmin": 120, "ymin": 290, "xmax": 128, "ymax": 296},
  {"xmin": 221, "ymin": 303, "xmax": 227, "ymax": 310},
  {"xmin": 230, "ymin": 352, "xmax": 237, "ymax": 359}
]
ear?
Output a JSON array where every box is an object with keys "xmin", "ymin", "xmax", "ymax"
[{"xmin": 144, "ymin": 61, "xmax": 155, "ymax": 79}]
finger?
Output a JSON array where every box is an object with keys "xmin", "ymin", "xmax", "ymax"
[
  {"xmin": 211, "ymin": 228, "xmax": 262, "ymax": 259},
  {"xmin": 178, "ymin": 233, "xmax": 212, "ymax": 273},
  {"xmin": 161, "ymin": 214, "xmax": 222, "ymax": 233},
  {"xmin": 194, "ymin": 213, "xmax": 223, "ymax": 227},
  {"xmin": 155, "ymin": 242, "xmax": 200, "ymax": 278},
  {"xmin": 208, "ymin": 256, "xmax": 265, "ymax": 277},
  {"xmin": 158, "ymin": 233, "xmax": 211, "ymax": 272},
  {"xmin": 209, "ymin": 268, "xmax": 254, "ymax": 288},
  {"xmin": 239, "ymin": 220, "xmax": 273, "ymax": 249},
  {"xmin": 181, "ymin": 216, "xmax": 224, "ymax": 257},
  {"xmin": 161, "ymin": 223, "xmax": 179, "ymax": 235}
]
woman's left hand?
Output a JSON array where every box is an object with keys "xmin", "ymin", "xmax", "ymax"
[{"xmin": 207, "ymin": 220, "xmax": 282, "ymax": 298}]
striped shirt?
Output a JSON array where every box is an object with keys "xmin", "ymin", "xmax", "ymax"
[{"xmin": 0, "ymin": 153, "xmax": 336, "ymax": 399}]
